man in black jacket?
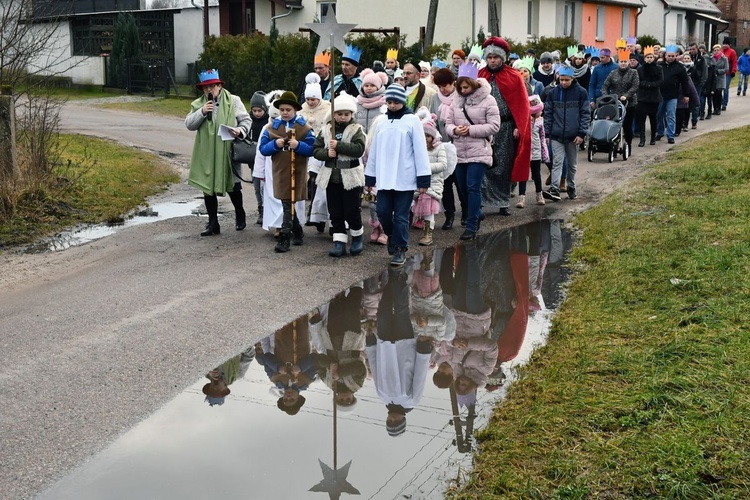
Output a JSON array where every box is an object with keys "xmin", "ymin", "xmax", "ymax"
[{"xmin": 656, "ymin": 46, "xmax": 691, "ymax": 144}]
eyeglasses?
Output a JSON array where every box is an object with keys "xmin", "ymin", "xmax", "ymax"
[{"xmin": 403, "ymin": 71, "xmax": 415, "ymax": 75}]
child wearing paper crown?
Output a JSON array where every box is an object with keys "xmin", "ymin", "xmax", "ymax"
[
  {"xmin": 412, "ymin": 107, "xmax": 449, "ymax": 246},
  {"xmin": 313, "ymin": 92, "xmax": 367, "ymax": 257},
  {"xmin": 516, "ymin": 95, "xmax": 549, "ymax": 208}
]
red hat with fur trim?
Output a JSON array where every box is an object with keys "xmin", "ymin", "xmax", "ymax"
[{"xmin": 482, "ymin": 37, "xmax": 511, "ymax": 59}]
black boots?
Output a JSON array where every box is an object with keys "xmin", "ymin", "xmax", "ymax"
[
  {"xmin": 274, "ymin": 233, "xmax": 290, "ymax": 253},
  {"xmin": 255, "ymin": 205, "xmax": 263, "ymax": 226},
  {"xmin": 228, "ymin": 186, "xmax": 246, "ymax": 230},
  {"xmin": 639, "ymin": 136, "xmax": 646, "ymax": 147},
  {"xmin": 442, "ymin": 212, "xmax": 454, "ymax": 230},
  {"xmin": 201, "ymin": 194, "xmax": 220, "ymax": 236},
  {"xmin": 275, "ymin": 201, "xmax": 303, "ymax": 252}
]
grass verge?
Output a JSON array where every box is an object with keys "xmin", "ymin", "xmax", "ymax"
[
  {"xmin": 0, "ymin": 134, "xmax": 179, "ymax": 248},
  {"xmin": 452, "ymin": 126, "xmax": 750, "ymax": 499}
]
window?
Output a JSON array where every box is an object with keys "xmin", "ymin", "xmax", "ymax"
[
  {"xmin": 527, "ymin": 0, "xmax": 539, "ymax": 37},
  {"xmin": 596, "ymin": 6, "xmax": 606, "ymax": 41},
  {"xmin": 676, "ymin": 13, "xmax": 683, "ymax": 39},
  {"xmin": 621, "ymin": 9, "xmax": 630, "ymax": 38},
  {"xmin": 318, "ymin": 1, "xmax": 336, "ymax": 21},
  {"xmin": 564, "ymin": 2, "xmax": 575, "ymax": 37}
]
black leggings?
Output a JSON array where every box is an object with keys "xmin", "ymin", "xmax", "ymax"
[
  {"xmin": 636, "ymin": 104, "xmax": 658, "ymax": 140},
  {"xmin": 518, "ymin": 160, "xmax": 542, "ymax": 195}
]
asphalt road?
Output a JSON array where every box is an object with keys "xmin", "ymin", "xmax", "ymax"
[{"xmin": 2, "ymin": 95, "xmax": 749, "ymax": 499}]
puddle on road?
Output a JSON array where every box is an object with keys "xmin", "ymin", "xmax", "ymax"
[
  {"xmin": 23, "ymin": 200, "xmax": 202, "ymax": 253},
  {"xmin": 39, "ymin": 220, "xmax": 574, "ymax": 500}
]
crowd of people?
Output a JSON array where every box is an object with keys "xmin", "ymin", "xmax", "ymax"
[{"xmin": 185, "ymin": 36, "xmax": 747, "ymax": 267}]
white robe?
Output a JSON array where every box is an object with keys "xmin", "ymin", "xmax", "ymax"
[{"xmin": 253, "ymin": 138, "xmax": 306, "ymax": 230}]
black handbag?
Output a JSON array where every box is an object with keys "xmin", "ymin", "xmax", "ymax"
[{"xmin": 231, "ymin": 137, "xmax": 257, "ymax": 164}]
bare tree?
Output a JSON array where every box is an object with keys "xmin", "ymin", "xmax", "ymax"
[{"xmin": 0, "ymin": 0, "xmax": 73, "ymax": 181}]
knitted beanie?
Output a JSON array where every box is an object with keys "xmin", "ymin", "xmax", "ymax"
[
  {"xmin": 360, "ymin": 68, "xmax": 389, "ymax": 90},
  {"xmin": 304, "ymin": 72, "xmax": 322, "ymax": 100},
  {"xmin": 333, "ymin": 92, "xmax": 357, "ymax": 114},
  {"xmin": 540, "ymin": 52, "xmax": 553, "ymax": 63},
  {"xmin": 249, "ymin": 91, "xmax": 267, "ymax": 112},
  {"xmin": 384, "ymin": 84, "xmax": 407, "ymax": 105}
]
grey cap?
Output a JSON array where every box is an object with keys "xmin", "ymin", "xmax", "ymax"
[
  {"xmin": 540, "ymin": 51, "xmax": 553, "ymax": 63},
  {"xmin": 250, "ymin": 91, "xmax": 267, "ymax": 112}
]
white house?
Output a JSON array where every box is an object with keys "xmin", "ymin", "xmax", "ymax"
[{"xmin": 637, "ymin": 0, "xmax": 727, "ymax": 45}]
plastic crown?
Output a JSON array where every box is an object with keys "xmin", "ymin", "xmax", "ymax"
[
  {"xmin": 314, "ymin": 51, "xmax": 331, "ymax": 66},
  {"xmin": 643, "ymin": 45, "xmax": 655, "ymax": 56},
  {"xmin": 665, "ymin": 44, "xmax": 680, "ymax": 54},
  {"xmin": 566, "ymin": 45, "xmax": 579, "ymax": 58},
  {"xmin": 343, "ymin": 44, "xmax": 363, "ymax": 64},
  {"xmin": 617, "ymin": 48, "xmax": 631, "ymax": 62},
  {"xmin": 467, "ymin": 43, "xmax": 484, "ymax": 62},
  {"xmin": 616, "ymin": 38, "xmax": 627, "ymax": 49},
  {"xmin": 626, "ymin": 36, "xmax": 637, "ymax": 45},
  {"xmin": 457, "ymin": 61, "xmax": 479, "ymax": 79},
  {"xmin": 518, "ymin": 55, "xmax": 535, "ymax": 72},
  {"xmin": 386, "ymin": 48, "xmax": 398, "ymax": 60}
]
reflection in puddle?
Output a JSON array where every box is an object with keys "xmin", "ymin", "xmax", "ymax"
[
  {"xmin": 40, "ymin": 220, "xmax": 574, "ymax": 500},
  {"xmin": 23, "ymin": 200, "xmax": 202, "ymax": 253}
]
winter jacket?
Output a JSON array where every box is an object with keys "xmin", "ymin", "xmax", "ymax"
[
  {"xmin": 299, "ymin": 99, "xmax": 331, "ymax": 136},
  {"xmin": 722, "ymin": 46, "xmax": 738, "ymax": 74},
  {"xmin": 601, "ymin": 67, "xmax": 640, "ymax": 107},
  {"xmin": 355, "ymin": 102, "xmax": 386, "ymax": 134},
  {"xmin": 312, "ymin": 119, "xmax": 367, "ymax": 189},
  {"xmin": 738, "ymin": 54, "xmax": 750, "ymax": 75},
  {"xmin": 325, "ymin": 74, "xmax": 362, "ymax": 100},
  {"xmin": 677, "ymin": 76, "xmax": 700, "ymax": 110},
  {"xmin": 424, "ymin": 143, "xmax": 447, "ymax": 199},
  {"xmin": 532, "ymin": 68, "xmax": 555, "ymax": 87},
  {"xmin": 659, "ymin": 61, "xmax": 691, "ymax": 101},
  {"xmin": 703, "ymin": 56, "xmax": 717, "ymax": 95},
  {"xmin": 529, "ymin": 77, "xmax": 545, "ymax": 97},
  {"xmin": 711, "ymin": 54, "xmax": 729, "ymax": 89},
  {"xmin": 689, "ymin": 52, "xmax": 708, "ymax": 88},
  {"xmin": 588, "ymin": 60, "xmax": 618, "ymax": 102},
  {"xmin": 637, "ymin": 62, "xmax": 663, "ymax": 104},
  {"xmin": 444, "ymin": 79, "xmax": 501, "ymax": 166},
  {"xmin": 543, "ymin": 80, "xmax": 591, "ymax": 142}
]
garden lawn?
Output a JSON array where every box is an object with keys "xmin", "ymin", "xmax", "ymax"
[{"xmin": 453, "ymin": 126, "xmax": 750, "ymax": 499}]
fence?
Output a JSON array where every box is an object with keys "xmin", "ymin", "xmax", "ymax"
[{"xmin": 106, "ymin": 58, "xmax": 179, "ymax": 96}]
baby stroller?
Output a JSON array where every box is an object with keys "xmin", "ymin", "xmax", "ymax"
[{"xmin": 587, "ymin": 95, "xmax": 629, "ymax": 163}]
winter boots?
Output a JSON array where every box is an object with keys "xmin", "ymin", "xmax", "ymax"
[
  {"xmin": 442, "ymin": 212, "xmax": 454, "ymax": 230},
  {"xmin": 228, "ymin": 187, "xmax": 246, "ymax": 231},
  {"xmin": 349, "ymin": 228, "xmax": 364, "ymax": 256},
  {"xmin": 201, "ymin": 194, "xmax": 220, "ymax": 236},
  {"xmin": 419, "ymin": 222, "xmax": 434, "ymax": 246}
]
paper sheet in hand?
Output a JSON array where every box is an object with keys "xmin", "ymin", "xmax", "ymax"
[{"xmin": 217, "ymin": 124, "xmax": 236, "ymax": 141}]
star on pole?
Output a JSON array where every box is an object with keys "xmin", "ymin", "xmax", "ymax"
[
  {"xmin": 309, "ymin": 459, "xmax": 360, "ymax": 500},
  {"xmin": 305, "ymin": 13, "xmax": 357, "ymax": 56}
]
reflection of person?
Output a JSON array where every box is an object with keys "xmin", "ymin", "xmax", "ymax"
[
  {"xmin": 365, "ymin": 268, "xmax": 433, "ymax": 436},
  {"xmin": 186, "ymin": 69, "xmax": 252, "ymax": 236},
  {"xmin": 310, "ymin": 286, "xmax": 367, "ymax": 410},
  {"xmin": 260, "ymin": 318, "xmax": 317, "ymax": 415},
  {"xmin": 411, "ymin": 252, "xmax": 455, "ymax": 342},
  {"xmin": 203, "ymin": 347, "xmax": 256, "ymax": 406}
]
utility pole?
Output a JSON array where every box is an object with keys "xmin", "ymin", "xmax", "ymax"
[{"xmin": 425, "ymin": 0, "xmax": 439, "ymax": 49}]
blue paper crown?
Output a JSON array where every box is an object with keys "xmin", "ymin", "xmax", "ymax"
[
  {"xmin": 509, "ymin": 53, "xmax": 519, "ymax": 60},
  {"xmin": 198, "ymin": 69, "xmax": 222, "ymax": 84},
  {"xmin": 557, "ymin": 64, "xmax": 574, "ymax": 77},
  {"xmin": 665, "ymin": 44, "xmax": 680, "ymax": 54},
  {"xmin": 343, "ymin": 44, "xmax": 363, "ymax": 64},
  {"xmin": 585, "ymin": 46, "xmax": 600, "ymax": 58},
  {"xmin": 431, "ymin": 58, "xmax": 447, "ymax": 68}
]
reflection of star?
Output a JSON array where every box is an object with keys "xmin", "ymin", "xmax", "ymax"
[
  {"xmin": 309, "ymin": 459, "xmax": 360, "ymax": 499},
  {"xmin": 305, "ymin": 13, "xmax": 357, "ymax": 56}
]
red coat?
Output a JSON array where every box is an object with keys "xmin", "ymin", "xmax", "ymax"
[
  {"xmin": 478, "ymin": 65, "xmax": 532, "ymax": 182},
  {"xmin": 723, "ymin": 46, "xmax": 738, "ymax": 74}
]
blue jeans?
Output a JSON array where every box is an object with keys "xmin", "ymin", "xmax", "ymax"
[
  {"xmin": 376, "ymin": 190, "xmax": 413, "ymax": 251},
  {"xmin": 738, "ymin": 74, "xmax": 749, "ymax": 94},
  {"xmin": 722, "ymin": 74, "xmax": 732, "ymax": 107},
  {"xmin": 454, "ymin": 162, "xmax": 486, "ymax": 232},
  {"xmin": 657, "ymin": 98, "xmax": 678, "ymax": 139}
]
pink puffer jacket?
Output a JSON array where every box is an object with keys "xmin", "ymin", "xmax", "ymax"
[{"xmin": 444, "ymin": 79, "xmax": 501, "ymax": 166}]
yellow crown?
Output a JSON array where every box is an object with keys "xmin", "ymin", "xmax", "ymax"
[
  {"xmin": 386, "ymin": 48, "xmax": 399, "ymax": 60},
  {"xmin": 314, "ymin": 51, "xmax": 331, "ymax": 66},
  {"xmin": 617, "ymin": 48, "xmax": 631, "ymax": 62},
  {"xmin": 616, "ymin": 38, "xmax": 627, "ymax": 49},
  {"xmin": 643, "ymin": 45, "xmax": 654, "ymax": 56}
]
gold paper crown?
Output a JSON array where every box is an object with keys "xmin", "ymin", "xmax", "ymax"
[
  {"xmin": 617, "ymin": 48, "xmax": 631, "ymax": 62},
  {"xmin": 616, "ymin": 38, "xmax": 627, "ymax": 49},
  {"xmin": 314, "ymin": 51, "xmax": 331, "ymax": 66},
  {"xmin": 643, "ymin": 45, "xmax": 654, "ymax": 56},
  {"xmin": 386, "ymin": 48, "xmax": 399, "ymax": 60}
]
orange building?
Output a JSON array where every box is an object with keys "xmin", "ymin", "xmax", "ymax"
[{"xmin": 580, "ymin": 0, "xmax": 642, "ymax": 50}]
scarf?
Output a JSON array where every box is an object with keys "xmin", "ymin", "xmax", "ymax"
[
  {"xmin": 713, "ymin": 52, "xmax": 722, "ymax": 61},
  {"xmin": 188, "ymin": 88, "xmax": 235, "ymax": 196},
  {"xmin": 572, "ymin": 63, "xmax": 589, "ymax": 79},
  {"xmin": 356, "ymin": 87, "xmax": 386, "ymax": 109},
  {"xmin": 536, "ymin": 65, "xmax": 554, "ymax": 76},
  {"xmin": 437, "ymin": 90, "xmax": 455, "ymax": 122},
  {"xmin": 386, "ymin": 105, "xmax": 412, "ymax": 120},
  {"xmin": 478, "ymin": 64, "xmax": 532, "ymax": 183}
]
